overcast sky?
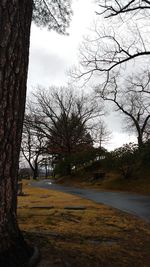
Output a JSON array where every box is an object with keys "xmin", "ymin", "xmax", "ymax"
[{"xmin": 27, "ymin": 0, "xmax": 136, "ymax": 150}]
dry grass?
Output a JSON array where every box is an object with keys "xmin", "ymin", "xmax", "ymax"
[
  {"xmin": 58, "ymin": 170, "xmax": 150, "ymax": 195},
  {"xmin": 18, "ymin": 181, "xmax": 150, "ymax": 267}
]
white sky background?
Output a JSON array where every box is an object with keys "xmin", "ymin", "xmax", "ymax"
[{"xmin": 27, "ymin": 0, "xmax": 136, "ymax": 151}]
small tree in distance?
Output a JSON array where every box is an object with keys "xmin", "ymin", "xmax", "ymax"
[
  {"xmin": 92, "ymin": 120, "xmax": 112, "ymax": 149},
  {"xmin": 21, "ymin": 114, "xmax": 46, "ymax": 179}
]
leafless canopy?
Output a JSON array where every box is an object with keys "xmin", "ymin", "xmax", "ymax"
[
  {"xmin": 74, "ymin": 0, "xmax": 150, "ymax": 89},
  {"xmin": 95, "ymin": 70, "xmax": 150, "ymax": 146},
  {"xmin": 96, "ymin": 0, "xmax": 150, "ymax": 18},
  {"xmin": 21, "ymin": 113, "xmax": 46, "ymax": 179},
  {"xmin": 28, "ymin": 86, "xmax": 104, "ymax": 156}
]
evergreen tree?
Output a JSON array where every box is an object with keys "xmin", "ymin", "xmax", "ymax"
[{"xmin": 0, "ymin": 1, "xmax": 72, "ymax": 266}]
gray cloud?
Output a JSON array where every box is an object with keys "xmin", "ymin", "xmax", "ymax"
[{"xmin": 28, "ymin": 47, "xmax": 70, "ymax": 90}]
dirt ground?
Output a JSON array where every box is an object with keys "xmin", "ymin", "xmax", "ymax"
[{"xmin": 18, "ymin": 181, "xmax": 150, "ymax": 267}]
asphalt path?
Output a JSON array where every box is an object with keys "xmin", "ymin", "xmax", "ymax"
[{"xmin": 32, "ymin": 180, "xmax": 150, "ymax": 221}]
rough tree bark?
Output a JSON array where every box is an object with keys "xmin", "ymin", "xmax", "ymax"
[{"xmin": 0, "ymin": 0, "xmax": 33, "ymax": 266}]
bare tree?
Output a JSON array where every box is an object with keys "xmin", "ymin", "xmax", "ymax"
[
  {"xmin": 21, "ymin": 115, "xmax": 46, "ymax": 179},
  {"xmin": 32, "ymin": 87, "xmax": 103, "ymax": 135},
  {"xmin": 76, "ymin": 22, "xmax": 150, "ymax": 87},
  {"xmin": 92, "ymin": 120, "xmax": 112, "ymax": 148},
  {"xmin": 72, "ymin": 1, "xmax": 150, "ymax": 149},
  {"xmin": 96, "ymin": 73, "xmax": 150, "ymax": 147},
  {"xmin": 29, "ymin": 87, "xmax": 104, "ymax": 174},
  {"xmin": 74, "ymin": 1, "xmax": 150, "ymax": 90}
]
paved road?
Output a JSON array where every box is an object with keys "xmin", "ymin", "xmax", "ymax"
[{"xmin": 32, "ymin": 180, "xmax": 150, "ymax": 221}]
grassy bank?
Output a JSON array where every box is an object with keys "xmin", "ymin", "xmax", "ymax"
[
  {"xmin": 56, "ymin": 166, "xmax": 150, "ymax": 195},
  {"xmin": 18, "ymin": 181, "xmax": 150, "ymax": 267}
]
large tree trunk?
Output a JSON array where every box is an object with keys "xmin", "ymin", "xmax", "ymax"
[
  {"xmin": 137, "ymin": 133, "xmax": 143, "ymax": 148},
  {"xmin": 0, "ymin": 1, "xmax": 33, "ymax": 266},
  {"xmin": 33, "ymin": 161, "xmax": 38, "ymax": 180}
]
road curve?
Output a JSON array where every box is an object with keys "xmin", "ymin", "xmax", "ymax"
[{"xmin": 32, "ymin": 180, "xmax": 150, "ymax": 221}]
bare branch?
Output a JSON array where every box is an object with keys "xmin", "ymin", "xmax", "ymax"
[
  {"xmin": 96, "ymin": 73, "xmax": 150, "ymax": 146},
  {"xmin": 96, "ymin": 0, "xmax": 150, "ymax": 18}
]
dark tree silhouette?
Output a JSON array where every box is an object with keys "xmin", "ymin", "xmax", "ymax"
[
  {"xmin": 21, "ymin": 115, "xmax": 46, "ymax": 179},
  {"xmin": 29, "ymin": 87, "xmax": 103, "ymax": 174},
  {"xmin": 0, "ymin": 1, "xmax": 72, "ymax": 266}
]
